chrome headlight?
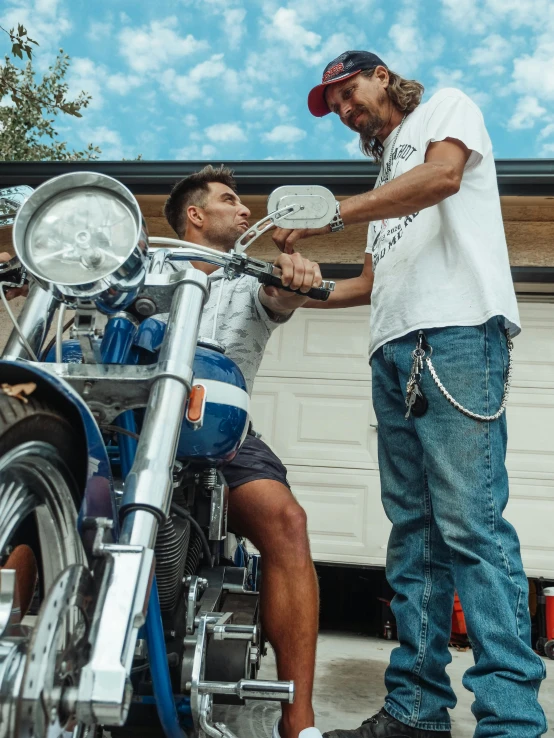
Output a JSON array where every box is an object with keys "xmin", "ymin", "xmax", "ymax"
[{"xmin": 13, "ymin": 172, "xmax": 148, "ymax": 307}]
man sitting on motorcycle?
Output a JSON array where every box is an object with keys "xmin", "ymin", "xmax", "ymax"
[
  {"xmin": 162, "ymin": 165, "xmax": 323, "ymax": 738},
  {"xmin": 0, "ymin": 164, "xmax": 323, "ymax": 738}
]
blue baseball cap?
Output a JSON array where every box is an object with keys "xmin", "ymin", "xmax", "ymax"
[{"xmin": 308, "ymin": 50, "xmax": 387, "ymax": 117}]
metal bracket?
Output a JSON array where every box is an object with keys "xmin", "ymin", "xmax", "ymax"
[
  {"xmin": 71, "ymin": 304, "xmax": 108, "ymax": 364},
  {"xmin": 233, "ymin": 204, "xmax": 300, "ymax": 254},
  {"xmin": 185, "ymin": 575, "xmax": 208, "ymax": 636}
]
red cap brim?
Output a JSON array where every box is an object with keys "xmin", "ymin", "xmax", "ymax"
[{"xmin": 307, "ymin": 70, "xmax": 362, "ymax": 117}]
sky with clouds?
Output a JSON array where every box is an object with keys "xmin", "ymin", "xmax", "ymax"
[{"xmin": 2, "ymin": 0, "xmax": 554, "ymax": 161}]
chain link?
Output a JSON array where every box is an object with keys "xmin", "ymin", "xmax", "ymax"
[{"xmin": 425, "ymin": 330, "xmax": 513, "ymax": 422}]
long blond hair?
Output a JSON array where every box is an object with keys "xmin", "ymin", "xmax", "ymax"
[{"xmin": 360, "ymin": 68, "xmax": 424, "ymax": 161}]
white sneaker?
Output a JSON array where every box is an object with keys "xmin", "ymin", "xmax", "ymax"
[{"xmin": 272, "ymin": 720, "xmax": 323, "ymax": 738}]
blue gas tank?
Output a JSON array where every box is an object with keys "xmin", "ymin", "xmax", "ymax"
[{"xmin": 46, "ymin": 318, "xmax": 250, "ymax": 466}]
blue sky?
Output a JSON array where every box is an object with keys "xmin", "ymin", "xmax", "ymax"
[{"xmin": 2, "ymin": 0, "xmax": 554, "ymax": 161}]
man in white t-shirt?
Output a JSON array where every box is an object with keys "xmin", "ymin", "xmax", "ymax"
[{"xmin": 273, "ymin": 51, "xmax": 546, "ymax": 738}]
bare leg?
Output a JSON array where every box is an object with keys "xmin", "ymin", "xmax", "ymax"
[{"xmin": 228, "ymin": 479, "xmax": 319, "ymax": 738}]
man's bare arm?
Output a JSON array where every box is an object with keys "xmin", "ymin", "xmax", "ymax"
[
  {"xmin": 273, "ymin": 138, "xmax": 472, "ymax": 253},
  {"xmin": 302, "ymin": 253, "xmax": 373, "ymax": 309}
]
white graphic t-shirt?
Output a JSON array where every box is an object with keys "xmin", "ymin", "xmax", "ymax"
[{"xmin": 365, "ymin": 87, "xmax": 520, "ymax": 361}]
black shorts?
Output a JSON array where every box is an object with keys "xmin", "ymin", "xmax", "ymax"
[{"xmin": 221, "ymin": 433, "xmax": 289, "ymax": 490}]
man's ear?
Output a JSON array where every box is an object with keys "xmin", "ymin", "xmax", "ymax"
[
  {"xmin": 187, "ymin": 205, "xmax": 203, "ymax": 228},
  {"xmin": 374, "ymin": 65, "xmax": 390, "ymax": 89}
]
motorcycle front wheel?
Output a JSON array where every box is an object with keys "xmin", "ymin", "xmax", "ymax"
[{"xmin": 0, "ymin": 391, "xmax": 86, "ymax": 619}]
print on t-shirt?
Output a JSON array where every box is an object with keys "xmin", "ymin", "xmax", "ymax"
[{"xmin": 371, "ymin": 142, "xmax": 420, "ymax": 270}]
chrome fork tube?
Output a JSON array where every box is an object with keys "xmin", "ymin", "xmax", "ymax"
[
  {"xmin": 75, "ymin": 270, "xmax": 209, "ymax": 727},
  {"xmin": 119, "ymin": 268, "xmax": 209, "ymax": 545},
  {"xmin": 2, "ymin": 281, "xmax": 59, "ymax": 360}
]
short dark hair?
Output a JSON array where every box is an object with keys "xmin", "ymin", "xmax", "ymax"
[{"xmin": 163, "ymin": 165, "xmax": 237, "ymax": 238}]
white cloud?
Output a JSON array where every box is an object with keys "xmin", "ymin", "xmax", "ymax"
[
  {"xmin": 345, "ymin": 135, "xmax": 364, "ymax": 158},
  {"xmin": 202, "ymin": 144, "xmax": 217, "ymax": 157},
  {"xmin": 106, "ymin": 73, "xmax": 142, "ymax": 95},
  {"xmin": 224, "ymin": 8, "xmax": 247, "ymax": 49},
  {"xmin": 242, "ymin": 97, "xmax": 290, "ymax": 120},
  {"xmin": 512, "ymin": 39, "xmax": 554, "ymax": 101},
  {"xmin": 539, "ymin": 123, "xmax": 554, "ymax": 140},
  {"xmin": 540, "ymin": 143, "xmax": 554, "ymax": 156},
  {"xmin": 469, "ymin": 34, "xmax": 511, "ymax": 75},
  {"xmin": 507, "ymin": 96, "xmax": 547, "ymax": 130},
  {"xmin": 441, "ymin": 0, "xmax": 554, "ymax": 35},
  {"xmin": 67, "ymin": 59, "xmax": 144, "ymax": 108},
  {"xmin": 429, "ymin": 67, "xmax": 490, "ymax": 109},
  {"xmin": 160, "ymin": 54, "xmax": 228, "ymax": 104},
  {"xmin": 0, "ymin": 0, "xmax": 71, "ymax": 56},
  {"xmin": 66, "ymin": 57, "xmax": 106, "ymax": 109},
  {"xmin": 87, "ymin": 20, "xmax": 111, "ymax": 42},
  {"xmin": 440, "ymin": 0, "xmax": 489, "ymax": 34},
  {"xmin": 118, "ymin": 17, "xmax": 209, "ymax": 74},
  {"xmin": 262, "ymin": 124, "xmax": 306, "ymax": 144},
  {"xmin": 76, "ymin": 125, "xmax": 138, "ymax": 160},
  {"xmin": 262, "ymin": 0, "xmax": 375, "ymax": 23},
  {"xmin": 184, "ymin": 114, "xmax": 199, "ymax": 127},
  {"xmin": 262, "ymin": 7, "xmax": 356, "ymax": 68},
  {"xmin": 383, "ymin": 6, "xmax": 444, "ymax": 76},
  {"xmin": 205, "ymin": 123, "xmax": 247, "ymax": 143},
  {"xmin": 173, "ymin": 143, "xmax": 218, "ymax": 159}
]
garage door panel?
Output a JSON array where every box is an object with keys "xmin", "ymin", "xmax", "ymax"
[
  {"xmin": 253, "ymin": 377, "xmax": 378, "ymax": 468},
  {"xmin": 259, "ymin": 306, "xmax": 372, "ymax": 380},
  {"xmin": 249, "ymin": 390, "xmax": 278, "ymax": 447},
  {"xmin": 505, "ymin": 477, "xmax": 554, "ymax": 577},
  {"xmin": 512, "ymin": 303, "xmax": 554, "ymax": 388},
  {"xmin": 506, "ymin": 388, "xmax": 554, "ymax": 477},
  {"xmin": 251, "ymin": 297, "xmax": 554, "ymax": 575},
  {"xmin": 288, "ymin": 466, "xmax": 390, "ymax": 566}
]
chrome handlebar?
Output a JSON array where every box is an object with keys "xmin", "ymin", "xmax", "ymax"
[{"xmin": 149, "ymin": 237, "xmax": 335, "ymax": 302}]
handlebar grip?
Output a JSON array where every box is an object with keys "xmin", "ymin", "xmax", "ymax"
[
  {"xmin": 258, "ymin": 272, "xmax": 333, "ymax": 302},
  {"xmin": 0, "ymin": 264, "xmax": 26, "ymax": 289}
]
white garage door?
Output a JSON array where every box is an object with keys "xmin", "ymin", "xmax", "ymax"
[{"xmin": 251, "ymin": 300, "xmax": 554, "ymax": 578}]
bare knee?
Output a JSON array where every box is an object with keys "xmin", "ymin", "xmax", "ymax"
[{"xmin": 258, "ymin": 500, "xmax": 311, "ymax": 560}]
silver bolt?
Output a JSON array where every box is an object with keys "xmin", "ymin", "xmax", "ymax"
[{"xmin": 134, "ymin": 297, "xmax": 157, "ymax": 317}]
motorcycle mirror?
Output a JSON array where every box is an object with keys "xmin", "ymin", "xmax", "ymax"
[
  {"xmin": 266, "ymin": 185, "xmax": 336, "ymax": 230},
  {"xmin": 0, "ymin": 186, "xmax": 34, "ymax": 228}
]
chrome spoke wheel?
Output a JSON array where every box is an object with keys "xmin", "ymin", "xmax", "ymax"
[{"xmin": 0, "ymin": 440, "xmax": 86, "ymax": 738}]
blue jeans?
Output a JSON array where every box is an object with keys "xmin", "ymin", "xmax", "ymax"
[{"xmin": 372, "ymin": 317, "xmax": 547, "ymax": 736}]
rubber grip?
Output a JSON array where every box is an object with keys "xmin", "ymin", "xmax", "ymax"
[{"xmin": 258, "ymin": 272, "xmax": 331, "ymax": 301}]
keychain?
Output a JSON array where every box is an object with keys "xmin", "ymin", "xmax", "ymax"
[{"xmin": 405, "ymin": 331, "xmax": 429, "ymax": 419}]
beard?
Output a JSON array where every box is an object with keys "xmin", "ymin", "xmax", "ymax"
[
  {"xmin": 204, "ymin": 223, "xmax": 244, "ymax": 252},
  {"xmin": 348, "ymin": 89, "xmax": 389, "ymax": 152}
]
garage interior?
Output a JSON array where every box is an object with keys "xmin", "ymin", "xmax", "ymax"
[{"xmin": 1, "ymin": 159, "xmax": 553, "ymax": 735}]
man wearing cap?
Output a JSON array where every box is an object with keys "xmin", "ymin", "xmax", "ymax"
[{"xmin": 274, "ymin": 52, "xmax": 547, "ymax": 738}]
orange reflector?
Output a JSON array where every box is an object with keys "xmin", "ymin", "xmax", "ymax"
[{"xmin": 187, "ymin": 384, "xmax": 206, "ymax": 423}]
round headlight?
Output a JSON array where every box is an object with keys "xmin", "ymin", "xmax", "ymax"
[
  {"xmin": 25, "ymin": 188, "xmax": 137, "ymax": 285},
  {"xmin": 13, "ymin": 172, "xmax": 148, "ymax": 302}
]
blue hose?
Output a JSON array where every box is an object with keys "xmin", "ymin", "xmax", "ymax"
[
  {"xmin": 145, "ymin": 578, "xmax": 186, "ymax": 738},
  {"xmin": 101, "ymin": 314, "xmax": 185, "ymax": 738}
]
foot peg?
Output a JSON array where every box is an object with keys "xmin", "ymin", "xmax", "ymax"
[
  {"xmin": 197, "ymin": 680, "xmax": 294, "ymax": 738},
  {"xmin": 198, "ymin": 678, "xmax": 294, "ymax": 703}
]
